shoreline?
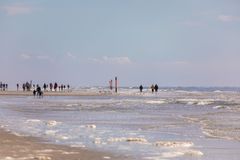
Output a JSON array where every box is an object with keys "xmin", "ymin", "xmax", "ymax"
[
  {"xmin": 0, "ymin": 90, "xmax": 114, "ymax": 97},
  {"xmin": 0, "ymin": 128, "xmax": 128, "ymax": 160}
]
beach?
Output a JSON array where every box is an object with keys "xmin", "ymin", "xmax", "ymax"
[
  {"xmin": 0, "ymin": 128, "xmax": 125, "ymax": 160},
  {"xmin": 0, "ymin": 87, "xmax": 240, "ymax": 160},
  {"xmin": 0, "ymin": 90, "xmax": 110, "ymax": 97},
  {"xmin": 0, "ymin": 90, "xmax": 127, "ymax": 160}
]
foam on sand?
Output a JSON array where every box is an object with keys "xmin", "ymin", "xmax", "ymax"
[
  {"xmin": 45, "ymin": 130, "xmax": 58, "ymax": 136},
  {"xmin": 213, "ymin": 105, "xmax": 230, "ymax": 110},
  {"xmin": 155, "ymin": 141, "xmax": 193, "ymax": 148},
  {"xmin": 145, "ymin": 100, "xmax": 166, "ymax": 104},
  {"xmin": 177, "ymin": 99, "xmax": 214, "ymax": 105},
  {"xmin": 85, "ymin": 124, "xmax": 96, "ymax": 129},
  {"xmin": 108, "ymin": 137, "xmax": 148, "ymax": 144},
  {"xmin": 46, "ymin": 120, "xmax": 61, "ymax": 127},
  {"xmin": 126, "ymin": 137, "xmax": 148, "ymax": 143},
  {"xmin": 154, "ymin": 141, "xmax": 203, "ymax": 158},
  {"xmin": 26, "ymin": 119, "xmax": 42, "ymax": 123}
]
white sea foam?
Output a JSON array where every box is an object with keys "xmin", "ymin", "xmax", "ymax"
[
  {"xmin": 85, "ymin": 124, "xmax": 96, "ymax": 129},
  {"xmin": 145, "ymin": 100, "xmax": 166, "ymax": 104},
  {"xmin": 70, "ymin": 144, "xmax": 86, "ymax": 148},
  {"xmin": 62, "ymin": 151, "xmax": 79, "ymax": 155},
  {"xmin": 214, "ymin": 90, "xmax": 222, "ymax": 93},
  {"xmin": 26, "ymin": 119, "xmax": 42, "ymax": 123},
  {"xmin": 46, "ymin": 120, "xmax": 61, "ymax": 127},
  {"xmin": 108, "ymin": 137, "xmax": 148, "ymax": 144},
  {"xmin": 66, "ymin": 104, "xmax": 79, "ymax": 107},
  {"xmin": 126, "ymin": 137, "xmax": 148, "ymax": 143},
  {"xmin": 35, "ymin": 149, "xmax": 54, "ymax": 153},
  {"xmin": 161, "ymin": 151, "xmax": 184, "ymax": 158},
  {"xmin": 56, "ymin": 135, "xmax": 69, "ymax": 140},
  {"xmin": 177, "ymin": 99, "xmax": 214, "ymax": 105},
  {"xmin": 155, "ymin": 141, "xmax": 194, "ymax": 148},
  {"xmin": 108, "ymin": 137, "xmax": 126, "ymax": 142},
  {"xmin": 213, "ymin": 105, "xmax": 229, "ymax": 109},
  {"xmin": 94, "ymin": 138, "xmax": 102, "ymax": 144},
  {"xmin": 45, "ymin": 130, "xmax": 57, "ymax": 136},
  {"xmin": 184, "ymin": 150, "xmax": 204, "ymax": 157}
]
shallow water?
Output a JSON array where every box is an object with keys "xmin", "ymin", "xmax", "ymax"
[{"xmin": 0, "ymin": 88, "xmax": 240, "ymax": 159}]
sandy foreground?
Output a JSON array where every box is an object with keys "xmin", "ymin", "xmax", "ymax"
[{"xmin": 0, "ymin": 128, "xmax": 128, "ymax": 160}]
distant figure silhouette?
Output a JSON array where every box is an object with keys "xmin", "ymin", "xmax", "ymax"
[
  {"xmin": 36, "ymin": 85, "xmax": 43, "ymax": 97},
  {"xmin": 151, "ymin": 84, "xmax": 154, "ymax": 93},
  {"xmin": 154, "ymin": 84, "xmax": 159, "ymax": 92},
  {"xmin": 139, "ymin": 85, "xmax": 143, "ymax": 92},
  {"xmin": 54, "ymin": 83, "xmax": 58, "ymax": 92},
  {"xmin": 33, "ymin": 90, "xmax": 36, "ymax": 97}
]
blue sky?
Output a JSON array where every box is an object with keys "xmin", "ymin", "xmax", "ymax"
[{"xmin": 1, "ymin": 0, "xmax": 240, "ymax": 87}]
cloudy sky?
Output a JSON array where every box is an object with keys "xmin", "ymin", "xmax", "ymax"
[{"xmin": 0, "ymin": 0, "xmax": 240, "ymax": 87}]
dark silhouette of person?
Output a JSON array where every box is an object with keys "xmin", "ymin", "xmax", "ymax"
[
  {"xmin": 139, "ymin": 85, "xmax": 143, "ymax": 92},
  {"xmin": 33, "ymin": 90, "xmax": 36, "ymax": 97},
  {"xmin": 50, "ymin": 83, "xmax": 53, "ymax": 91},
  {"xmin": 54, "ymin": 83, "xmax": 58, "ymax": 92},
  {"xmin": 151, "ymin": 84, "xmax": 154, "ymax": 93},
  {"xmin": 2, "ymin": 84, "xmax": 5, "ymax": 91},
  {"xmin": 36, "ymin": 85, "xmax": 43, "ymax": 97},
  {"xmin": 17, "ymin": 84, "xmax": 19, "ymax": 91},
  {"xmin": 43, "ymin": 83, "xmax": 47, "ymax": 91},
  {"xmin": 154, "ymin": 84, "xmax": 159, "ymax": 92}
]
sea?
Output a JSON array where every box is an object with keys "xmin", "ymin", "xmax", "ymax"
[{"xmin": 0, "ymin": 87, "xmax": 240, "ymax": 160}]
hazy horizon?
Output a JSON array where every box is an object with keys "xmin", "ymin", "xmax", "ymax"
[{"xmin": 1, "ymin": 0, "xmax": 240, "ymax": 87}]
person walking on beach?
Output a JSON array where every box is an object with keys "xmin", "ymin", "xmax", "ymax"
[
  {"xmin": 154, "ymin": 84, "xmax": 159, "ymax": 92},
  {"xmin": 151, "ymin": 84, "xmax": 154, "ymax": 93},
  {"xmin": 33, "ymin": 89, "xmax": 36, "ymax": 97},
  {"xmin": 2, "ymin": 84, "xmax": 5, "ymax": 91},
  {"xmin": 43, "ymin": 83, "xmax": 47, "ymax": 91},
  {"xmin": 17, "ymin": 84, "xmax": 19, "ymax": 91},
  {"xmin": 49, "ymin": 83, "xmax": 53, "ymax": 91},
  {"xmin": 139, "ymin": 85, "xmax": 143, "ymax": 93},
  {"xmin": 54, "ymin": 83, "xmax": 58, "ymax": 92},
  {"xmin": 36, "ymin": 85, "xmax": 43, "ymax": 97}
]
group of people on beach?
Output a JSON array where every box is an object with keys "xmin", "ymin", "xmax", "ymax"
[
  {"xmin": 17, "ymin": 82, "xmax": 70, "ymax": 92},
  {"xmin": 139, "ymin": 84, "xmax": 159, "ymax": 93},
  {"xmin": 0, "ymin": 82, "xmax": 8, "ymax": 91},
  {"xmin": 16, "ymin": 82, "xmax": 71, "ymax": 98}
]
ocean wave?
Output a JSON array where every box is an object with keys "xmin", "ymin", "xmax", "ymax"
[{"xmin": 176, "ymin": 99, "xmax": 214, "ymax": 105}]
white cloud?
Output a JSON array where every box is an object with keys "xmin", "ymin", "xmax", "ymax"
[
  {"xmin": 217, "ymin": 15, "xmax": 240, "ymax": 22},
  {"xmin": 20, "ymin": 54, "xmax": 31, "ymax": 59},
  {"xmin": 91, "ymin": 56, "xmax": 132, "ymax": 65},
  {"xmin": 0, "ymin": 3, "xmax": 33, "ymax": 16},
  {"xmin": 66, "ymin": 52, "xmax": 76, "ymax": 59}
]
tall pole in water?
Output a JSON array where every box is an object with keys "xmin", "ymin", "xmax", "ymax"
[{"xmin": 115, "ymin": 77, "xmax": 118, "ymax": 93}]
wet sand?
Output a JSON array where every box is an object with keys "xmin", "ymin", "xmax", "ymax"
[
  {"xmin": 0, "ymin": 90, "xmax": 113, "ymax": 97},
  {"xmin": 0, "ymin": 128, "xmax": 127, "ymax": 160}
]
